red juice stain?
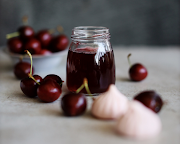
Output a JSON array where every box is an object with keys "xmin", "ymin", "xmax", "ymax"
[{"xmin": 66, "ymin": 47, "xmax": 115, "ymax": 94}]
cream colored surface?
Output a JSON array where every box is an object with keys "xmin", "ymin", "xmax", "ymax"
[{"xmin": 0, "ymin": 46, "xmax": 180, "ymax": 144}]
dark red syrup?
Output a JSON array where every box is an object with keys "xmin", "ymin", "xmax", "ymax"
[{"xmin": 66, "ymin": 47, "xmax": 115, "ymax": 94}]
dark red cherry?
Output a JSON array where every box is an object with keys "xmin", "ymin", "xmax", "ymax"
[
  {"xmin": 129, "ymin": 63, "xmax": 148, "ymax": 81},
  {"xmin": 7, "ymin": 37, "xmax": 23, "ymax": 54},
  {"xmin": 38, "ymin": 49, "xmax": 52, "ymax": 56},
  {"xmin": 127, "ymin": 54, "xmax": 148, "ymax": 81},
  {"xmin": 49, "ymin": 35, "xmax": 69, "ymax": 52},
  {"xmin": 134, "ymin": 90, "xmax": 163, "ymax": 113},
  {"xmin": 14, "ymin": 61, "xmax": 34, "ymax": 79},
  {"xmin": 20, "ymin": 75, "xmax": 42, "ymax": 97},
  {"xmin": 43, "ymin": 74, "xmax": 63, "ymax": 87},
  {"xmin": 18, "ymin": 26, "xmax": 34, "ymax": 40},
  {"xmin": 24, "ymin": 38, "xmax": 41, "ymax": 54},
  {"xmin": 37, "ymin": 79, "xmax": 62, "ymax": 103},
  {"xmin": 36, "ymin": 30, "xmax": 52, "ymax": 48},
  {"xmin": 61, "ymin": 93, "xmax": 87, "ymax": 116}
]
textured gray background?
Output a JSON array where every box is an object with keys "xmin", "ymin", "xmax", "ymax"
[{"xmin": 0, "ymin": 0, "xmax": 179, "ymax": 46}]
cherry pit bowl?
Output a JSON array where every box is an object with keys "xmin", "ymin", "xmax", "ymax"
[{"xmin": 3, "ymin": 47, "xmax": 68, "ymax": 72}]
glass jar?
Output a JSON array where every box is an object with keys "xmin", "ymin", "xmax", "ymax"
[{"xmin": 66, "ymin": 26, "xmax": 115, "ymax": 95}]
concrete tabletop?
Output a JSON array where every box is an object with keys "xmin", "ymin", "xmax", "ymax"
[{"xmin": 0, "ymin": 46, "xmax": 180, "ymax": 144}]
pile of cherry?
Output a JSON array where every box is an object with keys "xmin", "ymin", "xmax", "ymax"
[
  {"xmin": 19, "ymin": 50, "xmax": 163, "ymax": 117},
  {"xmin": 6, "ymin": 16, "xmax": 164, "ymax": 140},
  {"xmin": 6, "ymin": 16, "xmax": 69, "ymax": 55},
  {"xmin": 19, "ymin": 50, "xmax": 63, "ymax": 102},
  {"xmin": 16, "ymin": 47, "xmax": 164, "ymax": 140},
  {"xmin": 18, "ymin": 50, "xmax": 86, "ymax": 116}
]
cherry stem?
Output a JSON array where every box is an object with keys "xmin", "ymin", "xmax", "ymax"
[
  {"xmin": 6, "ymin": 32, "xmax": 20, "ymax": 39},
  {"xmin": 127, "ymin": 53, "xmax": 132, "ymax": 67},
  {"xmin": 57, "ymin": 25, "xmax": 64, "ymax": 34},
  {"xmin": 75, "ymin": 78, "xmax": 94, "ymax": 100},
  {"xmin": 25, "ymin": 50, "xmax": 33, "ymax": 76},
  {"xmin": 83, "ymin": 78, "xmax": 94, "ymax": 98},
  {"xmin": 19, "ymin": 55, "xmax": 24, "ymax": 62},
  {"xmin": 76, "ymin": 83, "xmax": 85, "ymax": 94},
  {"xmin": 28, "ymin": 73, "xmax": 40, "ymax": 85},
  {"xmin": 59, "ymin": 81, "xmax": 64, "ymax": 86},
  {"xmin": 22, "ymin": 15, "xmax": 28, "ymax": 25},
  {"xmin": 48, "ymin": 29, "xmax": 55, "ymax": 34}
]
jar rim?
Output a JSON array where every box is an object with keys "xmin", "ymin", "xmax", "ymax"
[
  {"xmin": 71, "ymin": 26, "xmax": 110, "ymax": 41},
  {"xmin": 73, "ymin": 26, "xmax": 109, "ymax": 33}
]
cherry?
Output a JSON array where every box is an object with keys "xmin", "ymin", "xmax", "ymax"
[
  {"xmin": 7, "ymin": 37, "xmax": 23, "ymax": 54},
  {"xmin": 20, "ymin": 50, "xmax": 62, "ymax": 102},
  {"xmin": 18, "ymin": 26, "xmax": 34, "ymax": 41},
  {"xmin": 134, "ymin": 90, "xmax": 163, "ymax": 113},
  {"xmin": 61, "ymin": 93, "xmax": 87, "ymax": 116},
  {"xmin": 37, "ymin": 79, "xmax": 62, "ymax": 103},
  {"xmin": 36, "ymin": 29, "xmax": 53, "ymax": 48},
  {"xmin": 50, "ymin": 35, "xmax": 69, "ymax": 52},
  {"xmin": 18, "ymin": 15, "xmax": 34, "ymax": 41},
  {"xmin": 43, "ymin": 74, "xmax": 63, "ymax": 87},
  {"xmin": 129, "ymin": 64, "xmax": 148, "ymax": 81},
  {"xmin": 49, "ymin": 26, "xmax": 69, "ymax": 52},
  {"xmin": 20, "ymin": 50, "xmax": 42, "ymax": 98},
  {"xmin": 24, "ymin": 38, "xmax": 41, "ymax": 54},
  {"xmin": 60, "ymin": 78, "xmax": 92, "ymax": 116},
  {"xmin": 20, "ymin": 50, "xmax": 43, "ymax": 98},
  {"xmin": 20, "ymin": 74, "xmax": 42, "ymax": 97},
  {"xmin": 38, "ymin": 49, "xmax": 52, "ymax": 56},
  {"xmin": 14, "ymin": 61, "xmax": 34, "ymax": 79},
  {"xmin": 127, "ymin": 54, "xmax": 148, "ymax": 81},
  {"xmin": 6, "ymin": 16, "xmax": 34, "ymax": 43}
]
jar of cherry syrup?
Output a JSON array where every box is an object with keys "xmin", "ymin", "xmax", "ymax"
[{"xmin": 66, "ymin": 26, "xmax": 115, "ymax": 95}]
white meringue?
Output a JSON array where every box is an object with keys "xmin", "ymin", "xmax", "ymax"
[
  {"xmin": 116, "ymin": 100, "xmax": 162, "ymax": 140},
  {"xmin": 91, "ymin": 84, "xmax": 129, "ymax": 119}
]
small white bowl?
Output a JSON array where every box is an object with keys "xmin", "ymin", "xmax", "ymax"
[{"xmin": 3, "ymin": 47, "xmax": 68, "ymax": 72}]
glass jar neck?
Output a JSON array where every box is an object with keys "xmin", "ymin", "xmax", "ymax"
[{"xmin": 71, "ymin": 26, "xmax": 110, "ymax": 42}]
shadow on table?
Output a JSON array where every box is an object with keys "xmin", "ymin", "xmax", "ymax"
[
  {"xmin": 40, "ymin": 107, "xmax": 63, "ymax": 117},
  {"xmin": 11, "ymin": 91, "xmax": 42, "ymax": 103},
  {"xmin": 0, "ymin": 64, "xmax": 13, "ymax": 72},
  {"xmin": 83, "ymin": 110, "xmax": 96, "ymax": 120},
  {"xmin": 116, "ymin": 76, "xmax": 131, "ymax": 82},
  {"xmin": 41, "ymin": 108, "xmax": 98, "ymax": 119},
  {"xmin": 3, "ymin": 74, "xmax": 20, "ymax": 81}
]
